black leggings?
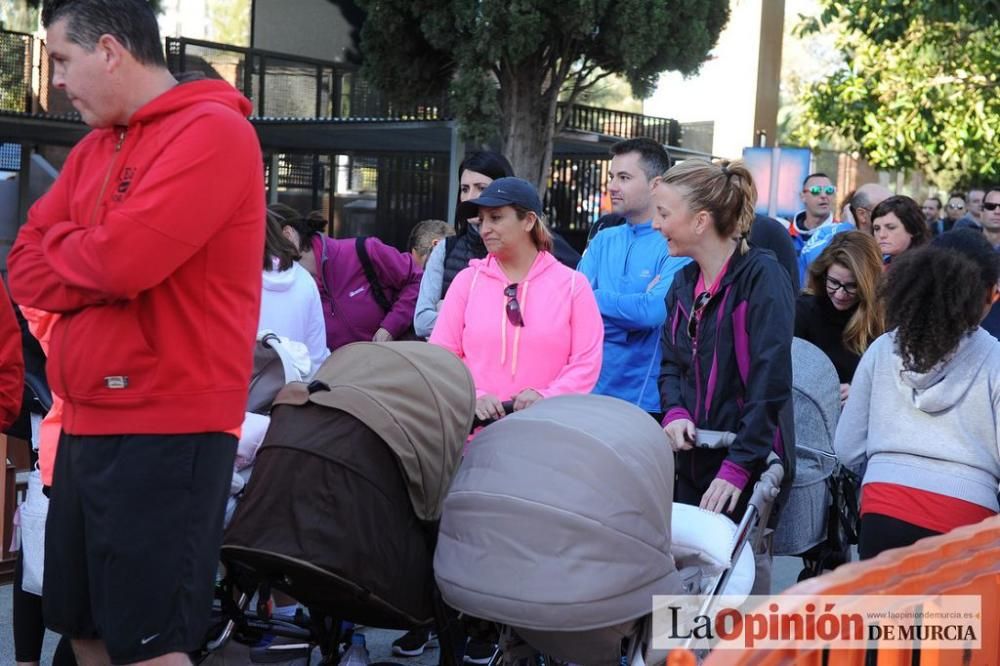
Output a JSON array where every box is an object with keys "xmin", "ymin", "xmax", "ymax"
[
  {"xmin": 858, "ymin": 513, "xmax": 941, "ymax": 560},
  {"xmin": 12, "ymin": 549, "xmax": 77, "ymax": 664}
]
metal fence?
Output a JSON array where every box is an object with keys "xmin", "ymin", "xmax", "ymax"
[
  {"xmin": 0, "ymin": 31, "xmax": 32, "ymax": 114},
  {"xmin": 561, "ymin": 104, "xmax": 680, "ymax": 147},
  {"xmin": 165, "ymin": 37, "xmax": 447, "ymax": 121},
  {"xmin": 0, "ymin": 142, "xmax": 21, "ymax": 171},
  {"xmin": 264, "ymin": 151, "xmax": 449, "ymax": 250},
  {"xmin": 545, "ymin": 157, "xmax": 611, "ymax": 233}
]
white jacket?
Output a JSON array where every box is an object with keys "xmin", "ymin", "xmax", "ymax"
[{"xmin": 259, "ymin": 262, "xmax": 330, "ymax": 375}]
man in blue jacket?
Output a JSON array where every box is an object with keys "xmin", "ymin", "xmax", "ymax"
[{"xmin": 578, "ymin": 138, "xmax": 689, "ymax": 420}]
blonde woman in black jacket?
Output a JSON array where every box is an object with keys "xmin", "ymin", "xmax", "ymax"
[{"xmin": 655, "ymin": 160, "xmax": 795, "ymax": 520}]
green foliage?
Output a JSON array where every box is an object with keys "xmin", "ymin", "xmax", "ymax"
[
  {"xmin": 794, "ymin": 0, "xmax": 1000, "ymax": 190},
  {"xmin": 355, "ymin": 0, "xmax": 728, "ymax": 180},
  {"xmin": 207, "ymin": 0, "xmax": 250, "ymax": 47}
]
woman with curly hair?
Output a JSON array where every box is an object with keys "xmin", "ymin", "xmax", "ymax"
[
  {"xmin": 796, "ymin": 231, "xmax": 885, "ymax": 406},
  {"xmin": 834, "ymin": 229, "xmax": 1000, "ymax": 559},
  {"xmin": 871, "ymin": 195, "xmax": 931, "ymax": 267}
]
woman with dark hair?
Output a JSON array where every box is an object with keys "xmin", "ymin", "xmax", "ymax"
[
  {"xmin": 835, "ymin": 230, "xmax": 1000, "ymax": 559},
  {"xmin": 259, "ymin": 209, "xmax": 329, "ymax": 375},
  {"xmin": 273, "ymin": 204, "xmax": 421, "ymax": 351},
  {"xmin": 413, "ymin": 151, "xmax": 515, "ymax": 339},
  {"xmin": 796, "ymin": 231, "xmax": 885, "ymax": 405},
  {"xmin": 655, "ymin": 160, "xmax": 795, "ymax": 510},
  {"xmin": 871, "ymin": 195, "xmax": 930, "ymax": 266}
]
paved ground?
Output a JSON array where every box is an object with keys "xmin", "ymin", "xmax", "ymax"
[{"xmin": 0, "ymin": 557, "xmax": 805, "ymax": 665}]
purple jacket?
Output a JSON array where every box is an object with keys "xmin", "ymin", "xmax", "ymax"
[{"xmin": 310, "ymin": 234, "xmax": 421, "ymax": 350}]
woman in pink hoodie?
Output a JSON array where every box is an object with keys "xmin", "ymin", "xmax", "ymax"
[{"xmin": 430, "ymin": 177, "xmax": 603, "ymax": 422}]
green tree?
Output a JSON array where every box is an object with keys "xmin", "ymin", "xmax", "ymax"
[
  {"xmin": 794, "ymin": 0, "xmax": 1000, "ymax": 190},
  {"xmin": 207, "ymin": 0, "xmax": 250, "ymax": 47},
  {"xmin": 355, "ymin": 0, "xmax": 729, "ymax": 192}
]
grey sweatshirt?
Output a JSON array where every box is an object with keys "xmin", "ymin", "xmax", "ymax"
[{"xmin": 834, "ymin": 327, "xmax": 1000, "ymax": 511}]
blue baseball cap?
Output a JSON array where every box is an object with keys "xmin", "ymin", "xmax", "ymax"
[{"xmin": 457, "ymin": 177, "xmax": 543, "ymax": 221}]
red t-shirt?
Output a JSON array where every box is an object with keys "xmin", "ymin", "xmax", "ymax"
[{"xmin": 861, "ymin": 482, "xmax": 996, "ymax": 534}]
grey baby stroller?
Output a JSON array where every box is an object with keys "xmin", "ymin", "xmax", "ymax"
[
  {"xmin": 434, "ymin": 394, "xmax": 783, "ymax": 666},
  {"xmin": 772, "ymin": 338, "xmax": 860, "ymax": 579}
]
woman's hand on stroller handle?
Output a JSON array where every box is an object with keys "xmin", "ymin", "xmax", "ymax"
[
  {"xmin": 700, "ymin": 477, "xmax": 742, "ymax": 514},
  {"xmin": 663, "ymin": 419, "xmax": 696, "ymax": 451},
  {"xmin": 512, "ymin": 388, "xmax": 542, "ymax": 412},
  {"xmin": 473, "ymin": 395, "xmax": 514, "ymax": 428}
]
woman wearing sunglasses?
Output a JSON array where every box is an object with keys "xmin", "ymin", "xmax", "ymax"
[
  {"xmin": 835, "ymin": 230, "xmax": 1000, "ymax": 558},
  {"xmin": 430, "ymin": 177, "xmax": 603, "ymax": 423},
  {"xmin": 796, "ymin": 231, "xmax": 885, "ymax": 406},
  {"xmin": 871, "ymin": 195, "xmax": 930, "ymax": 267},
  {"xmin": 655, "ymin": 160, "xmax": 794, "ymax": 538}
]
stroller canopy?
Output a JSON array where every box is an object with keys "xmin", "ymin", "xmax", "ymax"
[
  {"xmin": 273, "ymin": 341, "xmax": 475, "ymax": 521},
  {"xmin": 435, "ymin": 394, "xmax": 680, "ymax": 632}
]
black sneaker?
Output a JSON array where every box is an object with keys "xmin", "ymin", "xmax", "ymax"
[
  {"xmin": 392, "ymin": 629, "xmax": 439, "ymax": 657},
  {"xmin": 464, "ymin": 638, "xmax": 497, "ymax": 665}
]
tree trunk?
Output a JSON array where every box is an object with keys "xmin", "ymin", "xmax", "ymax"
[{"xmin": 499, "ymin": 57, "xmax": 562, "ymax": 199}]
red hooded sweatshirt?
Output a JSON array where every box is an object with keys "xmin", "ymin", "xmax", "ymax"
[{"xmin": 8, "ymin": 79, "xmax": 264, "ymax": 436}]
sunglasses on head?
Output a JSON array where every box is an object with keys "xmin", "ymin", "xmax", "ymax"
[
  {"xmin": 983, "ymin": 202, "xmax": 1000, "ymax": 212},
  {"xmin": 806, "ymin": 185, "xmax": 836, "ymax": 196},
  {"xmin": 687, "ymin": 290, "xmax": 712, "ymax": 340},
  {"xmin": 504, "ymin": 283, "xmax": 524, "ymax": 327}
]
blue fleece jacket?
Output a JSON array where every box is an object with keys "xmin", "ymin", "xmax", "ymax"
[{"xmin": 578, "ymin": 221, "xmax": 690, "ymax": 412}]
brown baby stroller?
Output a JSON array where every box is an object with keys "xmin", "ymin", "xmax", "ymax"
[{"xmin": 201, "ymin": 341, "xmax": 475, "ymax": 664}]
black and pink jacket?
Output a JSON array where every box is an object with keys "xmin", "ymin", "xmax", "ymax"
[{"xmin": 659, "ymin": 248, "xmax": 795, "ymax": 493}]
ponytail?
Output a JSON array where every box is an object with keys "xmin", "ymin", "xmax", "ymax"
[{"xmin": 663, "ymin": 160, "xmax": 757, "ymax": 252}]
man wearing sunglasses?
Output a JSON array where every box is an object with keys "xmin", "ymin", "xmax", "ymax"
[
  {"xmin": 945, "ymin": 195, "xmax": 968, "ymax": 229},
  {"xmin": 954, "ymin": 188, "xmax": 986, "ymax": 231},
  {"xmin": 792, "ymin": 173, "xmax": 854, "ymax": 286},
  {"xmin": 980, "ymin": 187, "xmax": 1000, "ymax": 250},
  {"xmin": 578, "ymin": 138, "xmax": 689, "ymax": 420}
]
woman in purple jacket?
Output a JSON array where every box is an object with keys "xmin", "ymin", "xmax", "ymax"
[{"xmin": 271, "ymin": 204, "xmax": 421, "ymax": 351}]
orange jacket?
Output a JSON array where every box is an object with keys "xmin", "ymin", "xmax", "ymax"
[{"xmin": 20, "ymin": 307, "xmax": 60, "ymax": 486}]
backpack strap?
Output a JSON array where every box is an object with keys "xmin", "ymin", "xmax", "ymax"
[{"xmin": 355, "ymin": 237, "xmax": 392, "ymax": 313}]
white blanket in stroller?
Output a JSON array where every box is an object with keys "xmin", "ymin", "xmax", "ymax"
[{"xmin": 670, "ymin": 503, "xmax": 755, "ymax": 598}]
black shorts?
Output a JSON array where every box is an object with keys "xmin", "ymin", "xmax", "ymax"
[{"xmin": 43, "ymin": 431, "xmax": 237, "ymax": 664}]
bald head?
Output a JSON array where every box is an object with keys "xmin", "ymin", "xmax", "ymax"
[{"xmin": 852, "ymin": 183, "xmax": 892, "ymax": 234}]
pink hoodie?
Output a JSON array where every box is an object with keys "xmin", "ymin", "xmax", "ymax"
[{"xmin": 430, "ymin": 251, "xmax": 603, "ymax": 400}]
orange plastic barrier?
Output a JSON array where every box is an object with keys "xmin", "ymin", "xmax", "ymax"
[{"xmin": 672, "ymin": 515, "xmax": 1000, "ymax": 666}]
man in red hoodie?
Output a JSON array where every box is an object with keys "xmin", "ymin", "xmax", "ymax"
[{"xmin": 7, "ymin": 1, "xmax": 264, "ymax": 663}]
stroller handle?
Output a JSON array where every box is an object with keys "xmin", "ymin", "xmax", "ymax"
[
  {"xmin": 693, "ymin": 429, "xmax": 736, "ymax": 449},
  {"xmin": 471, "ymin": 400, "xmax": 515, "ymax": 429}
]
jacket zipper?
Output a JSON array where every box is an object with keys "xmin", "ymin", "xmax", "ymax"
[
  {"xmin": 62, "ymin": 127, "xmax": 128, "ymax": 410},
  {"xmin": 88, "ymin": 128, "xmax": 127, "ymax": 227}
]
